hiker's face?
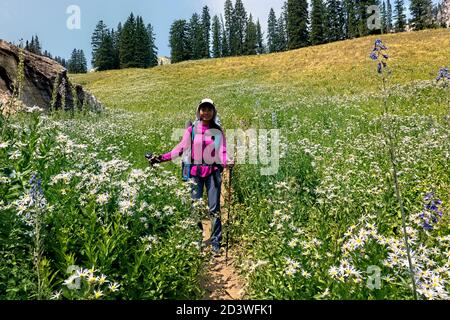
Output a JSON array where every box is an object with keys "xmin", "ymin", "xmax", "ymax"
[{"xmin": 199, "ymin": 106, "xmax": 214, "ymax": 121}]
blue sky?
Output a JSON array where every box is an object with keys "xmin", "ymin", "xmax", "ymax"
[{"xmin": 0, "ymin": 0, "xmax": 434, "ymax": 68}]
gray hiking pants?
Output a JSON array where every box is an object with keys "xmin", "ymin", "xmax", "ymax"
[{"xmin": 191, "ymin": 169, "xmax": 222, "ymax": 249}]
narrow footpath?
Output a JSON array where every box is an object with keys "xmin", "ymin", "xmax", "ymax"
[{"xmin": 200, "ymin": 170, "xmax": 246, "ymax": 300}]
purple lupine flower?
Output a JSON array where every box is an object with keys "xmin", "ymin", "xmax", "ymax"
[
  {"xmin": 436, "ymin": 67, "xmax": 450, "ymax": 81},
  {"xmin": 29, "ymin": 173, "xmax": 46, "ymax": 209},
  {"xmin": 424, "ymin": 192, "xmax": 433, "ymax": 201},
  {"xmin": 374, "ymin": 39, "xmax": 387, "ymax": 50},
  {"xmin": 423, "ymin": 222, "xmax": 433, "ymax": 231},
  {"xmin": 419, "ymin": 192, "xmax": 445, "ymax": 231},
  {"xmin": 370, "ymin": 39, "xmax": 388, "ymax": 74}
]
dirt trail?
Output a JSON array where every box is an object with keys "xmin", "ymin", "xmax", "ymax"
[{"xmin": 200, "ymin": 169, "xmax": 246, "ymax": 300}]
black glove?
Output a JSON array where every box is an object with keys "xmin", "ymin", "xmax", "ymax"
[{"xmin": 148, "ymin": 155, "xmax": 162, "ymax": 166}]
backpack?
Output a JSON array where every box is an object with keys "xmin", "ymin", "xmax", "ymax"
[{"xmin": 181, "ymin": 120, "xmax": 222, "ymax": 181}]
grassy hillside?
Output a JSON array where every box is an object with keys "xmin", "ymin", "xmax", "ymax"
[{"xmin": 71, "ymin": 28, "xmax": 449, "ymax": 112}]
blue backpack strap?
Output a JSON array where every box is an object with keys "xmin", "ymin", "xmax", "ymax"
[{"xmin": 214, "ymin": 132, "xmax": 221, "ymax": 151}]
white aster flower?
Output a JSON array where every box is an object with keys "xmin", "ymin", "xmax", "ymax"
[
  {"xmin": 50, "ymin": 290, "xmax": 62, "ymax": 300},
  {"xmin": 108, "ymin": 282, "xmax": 120, "ymax": 292},
  {"xmin": 93, "ymin": 290, "xmax": 104, "ymax": 299},
  {"xmin": 96, "ymin": 193, "xmax": 109, "ymax": 205}
]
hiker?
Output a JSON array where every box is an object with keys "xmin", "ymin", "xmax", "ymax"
[{"xmin": 148, "ymin": 98, "xmax": 232, "ymax": 254}]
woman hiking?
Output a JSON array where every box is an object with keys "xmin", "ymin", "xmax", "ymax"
[{"xmin": 148, "ymin": 98, "xmax": 232, "ymax": 255}]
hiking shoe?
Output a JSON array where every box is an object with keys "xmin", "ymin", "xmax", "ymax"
[{"xmin": 212, "ymin": 245, "xmax": 221, "ymax": 257}]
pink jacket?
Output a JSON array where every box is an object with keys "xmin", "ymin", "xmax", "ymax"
[{"xmin": 160, "ymin": 122, "xmax": 228, "ymax": 177}]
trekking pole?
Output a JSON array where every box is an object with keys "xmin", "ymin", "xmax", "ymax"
[{"xmin": 225, "ymin": 166, "xmax": 233, "ymax": 266}]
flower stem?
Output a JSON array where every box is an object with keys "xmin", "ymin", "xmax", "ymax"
[
  {"xmin": 34, "ymin": 211, "xmax": 43, "ymax": 300},
  {"xmin": 381, "ymin": 75, "xmax": 418, "ymax": 300}
]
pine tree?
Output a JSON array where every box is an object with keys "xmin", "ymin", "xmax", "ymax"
[
  {"xmin": 244, "ymin": 14, "xmax": 257, "ymax": 55},
  {"xmin": 256, "ymin": 19, "xmax": 265, "ymax": 54},
  {"xmin": 134, "ymin": 16, "xmax": 151, "ymax": 68},
  {"xmin": 30, "ymin": 36, "xmax": 36, "ymax": 53},
  {"xmin": 111, "ymin": 28, "xmax": 120, "ymax": 69},
  {"xmin": 188, "ymin": 13, "xmax": 204, "ymax": 60},
  {"xmin": 267, "ymin": 8, "xmax": 278, "ymax": 53},
  {"xmin": 343, "ymin": 0, "xmax": 358, "ymax": 38},
  {"xmin": 116, "ymin": 22, "xmax": 123, "ymax": 38},
  {"xmin": 96, "ymin": 31, "xmax": 116, "ymax": 71},
  {"xmin": 79, "ymin": 50, "xmax": 87, "ymax": 73},
  {"xmin": 169, "ymin": 19, "xmax": 190, "ymax": 63},
  {"xmin": 201, "ymin": 6, "xmax": 211, "ymax": 58},
  {"xmin": 327, "ymin": 0, "xmax": 345, "ymax": 42},
  {"xmin": 277, "ymin": 3, "xmax": 288, "ymax": 51},
  {"xmin": 287, "ymin": 0, "xmax": 309, "ymax": 49},
  {"xmin": 387, "ymin": 0, "xmax": 393, "ymax": 32},
  {"xmin": 311, "ymin": 0, "xmax": 326, "ymax": 45},
  {"xmin": 233, "ymin": 0, "xmax": 248, "ymax": 55},
  {"xmin": 276, "ymin": 13, "xmax": 287, "ymax": 51},
  {"xmin": 224, "ymin": 0, "xmax": 234, "ymax": 56},
  {"xmin": 68, "ymin": 49, "xmax": 77, "ymax": 73},
  {"xmin": 55, "ymin": 56, "xmax": 67, "ymax": 68},
  {"xmin": 430, "ymin": 2, "xmax": 440, "ymax": 27},
  {"xmin": 68, "ymin": 49, "xmax": 87, "ymax": 73},
  {"xmin": 91, "ymin": 20, "xmax": 108, "ymax": 66},
  {"xmin": 356, "ymin": 1, "xmax": 366, "ymax": 36},
  {"xmin": 220, "ymin": 15, "xmax": 229, "ymax": 57},
  {"xmin": 381, "ymin": 1, "xmax": 387, "ymax": 33},
  {"xmin": 58, "ymin": 57, "xmax": 67, "ymax": 68},
  {"xmin": 212, "ymin": 15, "xmax": 222, "ymax": 58},
  {"xmin": 120, "ymin": 13, "xmax": 137, "ymax": 68},
  {"xmin": 394, "ymin": 0, "xmax": 406, "ymax": 32},
  {"xmin": 282, "ymin": 2, "xmax": 289, "ymax": 46},
  {"xmin": 147, "ymin": 23, "xmax": 158, "ymax": 67},
  {"xmin": 33, "ymin": 35, "xmax": 42, "ymax": 55},
  {"xmin": 410, "ymin": 0, "xmax": 433, "ymax": 30},
  {"xmin": 113, "ymin": 24, "xmax": 122, "ymax": 69},
  {"xmin": 27, "ymin": 35, "xmax": 42, "ymax": 55}
]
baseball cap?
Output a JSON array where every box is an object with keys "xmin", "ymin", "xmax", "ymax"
[{"xmin": 198, "ymin": 98, "xmax": 215, "ymax": 109}]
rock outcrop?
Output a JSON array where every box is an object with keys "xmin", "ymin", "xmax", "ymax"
[
  {"xmin": 0, "ymin": 39, "xmax": 102, "ymax": 112},
  {"xmin": 439, "ymin": 0, "xmax": 450, "ymax": 28}
]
